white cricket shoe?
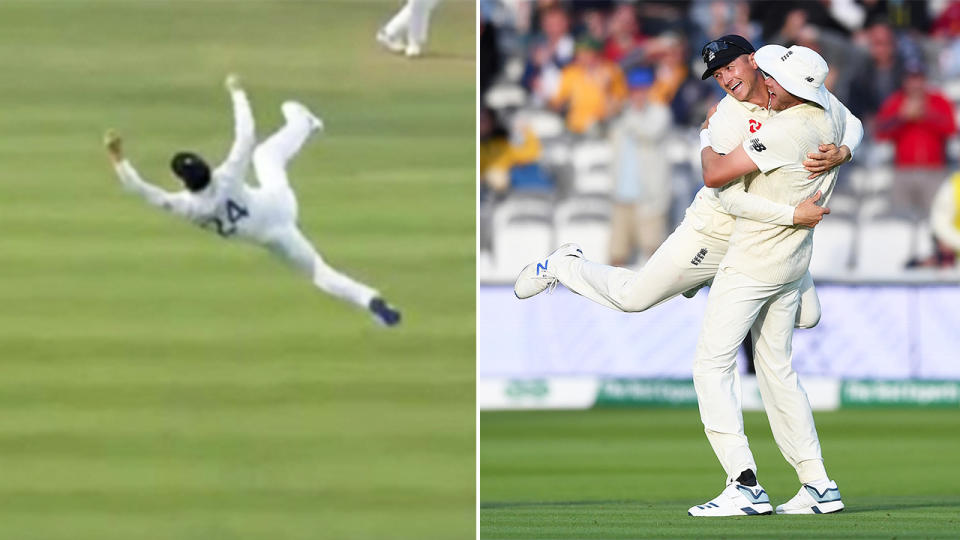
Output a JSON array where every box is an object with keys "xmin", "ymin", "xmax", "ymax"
[
  {"xmin": 513, "ymin": 243, "xmax": 582, "ymax": 299},
  {"xmin": 688, "ymin": 482, "xmax": 773, "ymax": 517},
  {"xmin": 376, "ymin": 29, "xmax": 406, "ymax": 53},
  {"xmin": 405, "ymin": 42, "xmax": 422, "ymax": 58},
  {"xmin": 776, "ymin": 480, "xmax": 844, "ymax": 514},
  {"xmin": 281, "ymin": 101, "xmax": 324, "ymax": 133}
]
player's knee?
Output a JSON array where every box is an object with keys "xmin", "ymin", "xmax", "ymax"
[
  {"xmin": 618, "ymin": 297, "xmax": 655, "ymax": 313},
  {"xmin": 795, "ymin": 308, "xmax": 821, "ymax": 329}
]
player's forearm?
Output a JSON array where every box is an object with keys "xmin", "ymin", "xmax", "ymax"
[
  {"xmin": 115, "ymin": 160, "xmax": 175, "ymax": 209},
  {"xmin": 718, "ymin": 184, "xmax": 795, "ymax": 226},
  {"xmin": 839, "ymin": 113, "xmax": 863, "ymax": 158},
  {"xmin": 701, "ymin": 148, "xmax": 742, "ymax": 188}
]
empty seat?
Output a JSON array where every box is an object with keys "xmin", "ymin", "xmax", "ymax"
[
  {"xmin": 853, "ymin": 217, "xmax": 914, "ymax": 274},
  {"xmin": 554, "ymin": 196, "xmax": 613, "ymax": 264},
  {"xmin": 809, "ymin": 217, "xmax": 855, "ymax": 277},
  {"xmin": 516, "ymin": 109, "xmax": 565, "ymax": 139},
  {"xmin": 492, "ymin": 216, "xmax": 553, "ymax": 281},
  {"xmin": 485, "ymin": 83, "xmax": 527, "ymax": 110},
  {"xmin": 571, "ymin": 140, "xmax": 612, "ymax": 175},
  {"xmin": 572, "ymin": 169, "xmax": 613, "ymax": 194}
]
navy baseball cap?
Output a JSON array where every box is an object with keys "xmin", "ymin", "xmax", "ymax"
[{"xmin": 700, "ymin": 35, "xmax": 756, "ymax": 80}]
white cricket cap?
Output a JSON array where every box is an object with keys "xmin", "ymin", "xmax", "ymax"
[{"xmin": 754, "ymin": 44, "xmax": 831, "ymax": 110}]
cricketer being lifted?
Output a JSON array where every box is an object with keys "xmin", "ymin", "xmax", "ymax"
[
  {"xmin": 690, "ymin": 43, "xmax": 850, "ymax": 517},
  {"xmin": 104, "ymin": 74, "xmax": 401, "ymax": 327},
  {"xmin": 514, "ymin": 34, "xmax": 862, "ymax": 331}
]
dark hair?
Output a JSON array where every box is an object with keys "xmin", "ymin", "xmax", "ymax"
[{"xmin": 170, "ymin": 152, "xmax": 211, "ymax": 192}]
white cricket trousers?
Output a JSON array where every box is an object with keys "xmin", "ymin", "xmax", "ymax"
[
  {"xmin": 693, "ymin": 266, "xmax": 828, "ymax": 485},
  {"xmin": 552, "ymin": 220, "xmax": 822, "ymax": 329},
  {"xmin": 384, "ymin": 0, "xmax": 441, "ymax": 46},
  {"xmin": 253, "ymin": 108, "xmax": 378, "ymax": 310}
]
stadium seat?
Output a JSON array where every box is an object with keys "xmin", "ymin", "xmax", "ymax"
[
  {"xmin": 572, "ymin": 169, "xmax": 613, "ymax": 194},
  {"xmin": 809, "ymin": 217, "xmax": 855, "ymax": 277},
  {"xmin": 826, "ymin": 192, "xmax": 858, "ymax": 216},
  {"xmin": 853, "ymin": 217, "xmax": 914, "ymax": 274},
  {"xmin": 491, "ymin": 216, "xmax": 553, "ymax": 282},
  {"xmin": 516, "ymin": 109, "xmax": 565, "ymax": 139},
  {"xmin": 484, "ymin": 83, "xmax": 527, "ymax": 110},
  {"xmin": 571, "ymin": 140, "xmax": 612, "ymax": 175},
  {"xmin": 857, "ymin": 195, "xmax": 891, "ymax": 220},
  {"xmin": 554, "ymin": 196, "xmax": 612, "ymax": 264},
  {"xmin": 915, "ymin": 220, "xmax": 935, "ymax": 260}
]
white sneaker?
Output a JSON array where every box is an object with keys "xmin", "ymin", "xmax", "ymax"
[
  {"xmin": 776, "ymin": 480, "xmax": 844, "ymax": 514},
  {"xmin": 688, "ymin": 482, "xmax": 773, "ymax": 517},
  {"xmin": 405, "ymin": 42, "xmax": 422, "ymax": 57},
  {"xmin": 281, "ymin": 101, "xmax": 324, "ymax": 133},
  {"xmin": 376, "ymin": 29, "xmax": 405, "ymax": 53},
  {"xmin": 513, "ymin": 243, "xmax": 582, "ymax": 299}
]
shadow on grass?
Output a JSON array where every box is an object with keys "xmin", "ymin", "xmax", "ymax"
[{"xmin": 844, "ymin": 501, "xmax": 960, "ymax": 514}]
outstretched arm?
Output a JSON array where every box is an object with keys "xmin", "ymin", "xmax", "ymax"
[
  {"xmin": 718, "ymin": 181, "xmax": 829, "ymax": 227},
  {"xmin": 216, "ymin": 73, "xmax": 256, "ymax": 182},
  {"xmin": 104, "ymin": 130, "xmax": 188, "ymax": 215}
]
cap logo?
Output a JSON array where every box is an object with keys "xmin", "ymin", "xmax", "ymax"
[
  {"xmin": 707, "ymin": 50, "xmax": 716, "ymax": 62},
  {"xmin": 805, "ymin": 76, "xmax": 814, "ymax": 82},
  {"xmin": 781, "ymin": 50, "xmax": 793, "ymax": 62}
]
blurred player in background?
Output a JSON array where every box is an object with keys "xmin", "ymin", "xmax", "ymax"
[
  {"xmin": 377, "ymin": 0, "xmax": 442, "ymax": 58},
  {"xmin": 104, "ymin": 75, "xmax": 401, "ymax": 327}
]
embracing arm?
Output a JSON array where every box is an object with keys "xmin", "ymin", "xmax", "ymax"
[
  {"xmin": 803, "ymin": 98, "xmax": 863, "ymax": 178},
  {"xmin": 701, "ymin": 144, "xmax": 759, "ymax": 188}
]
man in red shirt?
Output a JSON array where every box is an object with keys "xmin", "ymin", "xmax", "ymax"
[{"xmin": 875, "ymin": 63, "xmax": 957, "ymax": 216}]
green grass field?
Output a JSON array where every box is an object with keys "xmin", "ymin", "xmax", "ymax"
[
  {"xmin": 481, "ymin": 408, "xmax": 960, "ymax": 539},
  {"xmin": 0, "ymin": 1, "xmax": 474, "ymax": 538}
]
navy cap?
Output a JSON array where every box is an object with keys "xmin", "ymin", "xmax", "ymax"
[{"xmin": 700, "ymin": 35, "xmax": 756, "ymax": 80}]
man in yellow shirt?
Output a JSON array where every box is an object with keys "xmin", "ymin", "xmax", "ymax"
[{"xmin": 550, "ymin": 38, "xmax": 628, "ymax": 134}]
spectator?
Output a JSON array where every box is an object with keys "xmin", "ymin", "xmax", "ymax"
[
  {"xmin": 925, "ymin": 171, "xmax": 960, "ymax": 267},
  {"xmin": 875, "ymin": 62, "xmax": 958, "ymax": 217},
  {"xmin": 608, "ymin": 68, "xmax": 672, "ymax": 265},
  {"xmin": 524, "ymin": 6, "xmax": 575, "ymax": 105},
  {"xmin": 550, "ymin": 38, "xmax": 628, "ymax": 134},
  {"xmin": 604, "ymin": 4, "xmax": 646, "ymax": 63},
  {"xmin": 479, "ymin": 108, "xmax": 546, "ymax": 194},
  {"xmin": 848, "ymin": 21, "xmax": 906, "ymax": 122},
  {"xmin": 480, "ymin": 18, "xmax": 502, "ymax": 104},
  {"xmin": 648, "ymin": 33, "xmax": 690, "ymax": 105}
]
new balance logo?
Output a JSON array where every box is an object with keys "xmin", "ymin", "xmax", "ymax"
[
  {"xmin": 750, "ymin": 138, "xmax": 766, "ymax": 152},
  {"xmin": 536, "ymin": 261, "xmax": 548, "ymax": 276},
  {"xmin": 690, "ymin": 248, "xmax": 708, "ymax": 266}
]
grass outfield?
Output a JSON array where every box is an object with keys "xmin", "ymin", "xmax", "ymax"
[
  {"xmin": 481, "ymin": 408, "xmax": 960, "ymax": 539},
  {"xmin": 0, "ymin": 1, "xmax": 473, "ymax": 539}
]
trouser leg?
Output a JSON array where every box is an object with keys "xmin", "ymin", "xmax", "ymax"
[
  {"xmin": 552, "ymin": 223, "xmax": 723, "ymax": 312},
  {"xmin": 693, "ymin": 267, "xmax": 779, "ymax": 482},
  {"xmin": 383, "ymin": 1, "xmax": 412, "ymax": 37},
  {"xmin": 265, "ymin": 227, "xmax": 378, "ymax": 309},
  {"xmin": 751, "ymin": 283, "xmax": 828, "ymax": 484},
  {"xmin": 795, "ymin": 271, "xmax": 821, "ymax": 329}
]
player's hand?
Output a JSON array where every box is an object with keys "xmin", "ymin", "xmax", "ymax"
[
  {"xmin": 104, "ymin": 129, "xmax": 123, "ymax": 162},
  {"xmin": 793, "ymin": 190, "xmax": 830, "ymax": 227},
  {"xmin": 225, "ymin": 73, "xmax": 242, "ymax": 92},
  {"xmin": 803, "ymin": 143, "xmax": 850, "ymax": 179}
]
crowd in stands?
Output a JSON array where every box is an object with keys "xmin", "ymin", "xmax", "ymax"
[{"xmin": 480, "ymin": 0, "xmax": 960, "ymax": 279}]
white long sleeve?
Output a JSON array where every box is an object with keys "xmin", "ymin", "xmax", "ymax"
[
  {"xmin": 931, "ymin": 180, "xmax": 960, "ymax": 251},
  {"xmin": 214, "ymin": 89, "xmax": 256, "ymax": 185},
  {"xmin": 115, "ymin": 160, "xmax": 191, "ymax": 218},
  {"xmin": 834, "ymin": 94, "xmax": 863, "ymax": 157},
  {"xmin": 717, "ymin": 179, "xmax": 796, "ymax": 226}
]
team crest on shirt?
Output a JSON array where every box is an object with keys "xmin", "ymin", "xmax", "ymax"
[
  {"xmin": 750, "ymin": 138, "xmax": 766, "ymax": 152},
  {"xmin": 748, "ymin": 119, "xmax": 762, "ymax": 133}
]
